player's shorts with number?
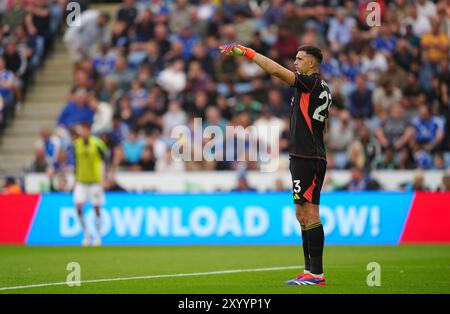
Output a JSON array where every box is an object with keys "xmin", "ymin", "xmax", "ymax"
[
  {"xmin": 289, "ymin": 157, "xmax": 326, "ymax": 205},
  {"xmin": 73, "ymin": 182, "xmax": 105, "ymax": 206}
]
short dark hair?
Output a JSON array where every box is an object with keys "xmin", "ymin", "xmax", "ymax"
[
  {"xmin": 298, "ymin": 45, "xmax": 323, "ymax": 64},
  {"xmin": 80, "ymin": 121, "xmax": 91, "ymax": 129}
]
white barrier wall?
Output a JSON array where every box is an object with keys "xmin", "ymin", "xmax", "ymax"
[{"xmin": 25, "ymin": 170, "xmax": 446, "ymax": 193}]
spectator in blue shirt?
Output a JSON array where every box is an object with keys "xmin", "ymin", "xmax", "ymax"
[
  {"xmin": 340, "ymin": 166, "xmax": 381, "ymax": 191},
  {"xmin": 36, "ymin": 126, "xmax": 61, "ymax": 163},
  {"xmin": 372, "ymin": 25, "xmax": 397, "ymax": 54},
  {"xmin": 339, "ymin": 51, "xmax": 362, "ymax": 83},
  {"xmin": 92, "ymin": 44, "xmax": 117, "ymax": 76},
  {"xmin": 320, "ymin": 49, "xmax": 341, "ymax": 81},
  {"xmin": 412, "ymin": 104, "xmax": 445, "ymax": 152},
  {"xmin": 262, "ymin": 0, "xmax": 286, "ymax": 26},
  {"xmin": 178, "ymin": 26, "xmax": 200, "ymax": 60},
  {"xmin": 327, "ymin": 7, "xmax": 356, "ymax": 53},
  {"xmin": 57, "ymin": 88, "xmax": 94, "ymax": 129},
  {"xmin": 108, "ymin": 114, "xmax": 130, "ymax": 147},
  {"xmin": 122, "ymin": 128, "xmax": 146, "ymax": 165},
  {"xmin": 0, "ymin": 57, "xmax": 16, "ymax": 105},
  {"xmin": 48, "ymin": 149, "xmax": 75, "ymax": 177},
  {"xmin": 349, "ymin": 74, "xmax": 373, "ymax": 118}
]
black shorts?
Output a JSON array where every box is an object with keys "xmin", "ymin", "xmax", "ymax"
[{"xmin": 289, "ymin": 156, "xmax": 327, "ymax": 205}]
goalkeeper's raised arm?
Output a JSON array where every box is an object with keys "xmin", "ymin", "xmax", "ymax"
[{"xmin": 219, "ymin": 43, "xmax": 296, "ymax": 86}]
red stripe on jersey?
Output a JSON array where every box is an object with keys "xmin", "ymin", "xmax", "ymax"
[
  {"xmin": 303, "ymin": 175, "xmax": 316, "ymax": 203},
  {"xmin": 300, "ymin": 92, "xmax": 312, "ymax": 133}
]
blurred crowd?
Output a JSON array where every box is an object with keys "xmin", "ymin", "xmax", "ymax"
[
  {"xmin": 3, "ymin": 0, "xmax": 450, "ymax": 193},
  {"xmin": 0, "ymin": 0, "xmax": 65, "ymax": 134}
]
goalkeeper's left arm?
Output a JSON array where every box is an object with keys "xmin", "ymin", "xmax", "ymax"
[{"xmin": 219, "ymin": 43, "xmax": 296, "ymax": 86}]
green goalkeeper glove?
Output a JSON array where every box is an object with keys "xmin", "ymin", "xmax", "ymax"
[{"xmin": 219, "ymin": 43, "xmax": 256, "ymax": 60}]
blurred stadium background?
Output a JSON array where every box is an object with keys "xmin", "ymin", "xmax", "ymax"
[{"xmin": 0, "ymin": 0, "xmax": 449, "ymax": 293}]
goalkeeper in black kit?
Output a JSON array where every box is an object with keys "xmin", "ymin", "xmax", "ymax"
[{"xmin": 220, "ymin": 43, "xmax": 331, "ymax": 286}]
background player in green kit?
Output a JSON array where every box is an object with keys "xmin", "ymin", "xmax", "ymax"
[{"xmin": 73, "ymin": 122, "xmax": 107, "ymax": 246}]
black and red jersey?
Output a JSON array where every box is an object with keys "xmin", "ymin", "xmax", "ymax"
[{"xmin": 289, "ymin": 72, "xmax": 332, "ymax": 160}]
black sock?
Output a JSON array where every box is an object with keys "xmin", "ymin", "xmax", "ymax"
[
  {"xmin": 306, "ymin": 222, "xmax": 324, "ymax": 275},
  {"xmin": 300, "ymin": 225, "xmax": 310, "ymax": 272}
]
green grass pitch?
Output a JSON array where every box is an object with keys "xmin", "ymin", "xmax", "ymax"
[{"xmin": 0, "ymin": 245, "xmax": 449, "ymax": 294}]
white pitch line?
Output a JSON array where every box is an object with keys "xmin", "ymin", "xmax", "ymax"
[{"xmin": 0, "ymin": 265, "xmax": 303, "ymax": 292}]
